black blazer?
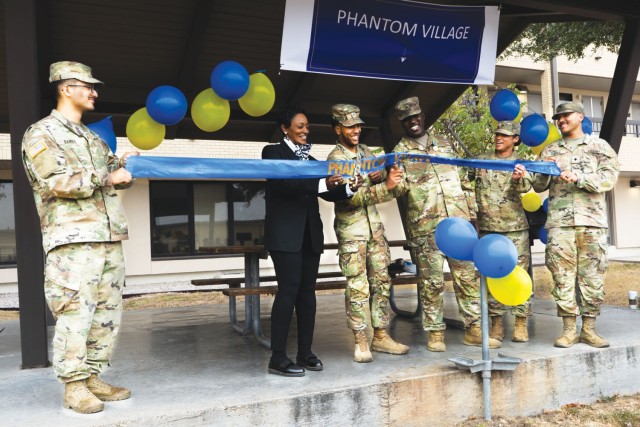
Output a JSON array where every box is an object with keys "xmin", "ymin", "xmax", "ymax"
[{"xmin": 262, "ymin": 141, "xmax": 348, "ymax": 254}]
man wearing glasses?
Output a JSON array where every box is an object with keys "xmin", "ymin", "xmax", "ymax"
[{"xmin": 21, "ymin": 61, "xmax": 139, "ymax": 414}]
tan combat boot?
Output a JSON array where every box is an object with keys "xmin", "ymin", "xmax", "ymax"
[
  {"xmin": 579, "ymin": 316, "xmax": 610, "ymax": 348},
  {"xmin": 463, "ymin": 324, "xmax": 501, "ymax": 348},
  {"xmin": 427, "ymin": 330, "xmax": 446, "ymax": 352},
  {"xmin": 489, "ymin": 316, "xmax": 504, "ymax": 341},
  {"xmin": 63, "ymin": 379, "xmax": 104, "ymax": 414},
  {"xmin": 512, "ymin": 316, "xmax": 529, "ymax": 342},
  {"xmin": 554, "ymin": 316, "xmax": 579, "ymax": 348},
  {"xmin": 86, "ymin": 374, "xmax": 131, "ymax": 401},
  {"xmin": 353, "ymin": 330, "xmax": 373, "ymax": 363},
  {"xmin": 371, "ymin": 328, "xmax": 409, "ymax": 355}
]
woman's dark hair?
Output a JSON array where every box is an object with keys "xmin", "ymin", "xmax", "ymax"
[{"xmin": 277, "ymin": 105, "xmax": 308, "ymax": 130}]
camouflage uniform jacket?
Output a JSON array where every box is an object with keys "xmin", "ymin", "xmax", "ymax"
[
  {"xmin": 532, "ymin": 134, "xmax": 619, "ymax": 228},
  {"xmin": 327, "ymin": 143, "xmax": 395, "ymax": 242},
  {"xmin": 468, "ymin": 151, "xmax": 532, "ymax": 232},
  {"xmin": 22, "ymin": 109, "xmax": 131, "ymax": 253},
  {"xmin": 393, "ymin": 134, "xmax": 474, "ymax": 239}
]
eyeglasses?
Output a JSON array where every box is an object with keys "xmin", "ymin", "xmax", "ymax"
[{"xmin": 66, "ymin": 84, "xmax": 97, "ymax": 93}]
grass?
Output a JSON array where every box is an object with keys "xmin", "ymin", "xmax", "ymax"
[{"xmin": 2, "ymin": 262, "xmax": 639, "ymax": 426}]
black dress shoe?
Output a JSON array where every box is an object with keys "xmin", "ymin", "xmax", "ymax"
[
  {"xmin": 296, "ymin": 355, "xmax": 323, "ymax": 371},
  {"xmin": 268, "ymin": 359, "xmax": 305, "ymax": 377}
]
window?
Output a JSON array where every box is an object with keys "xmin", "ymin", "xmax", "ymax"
[
  {"xmin": 0, "ymin": 181, "xmax": 16, "ymax": 266},
  {"xmin": 582, "ymin": 96, "xmax": 603, "ymax": 118},
  {"xmin": 525, "ymin": 93, "xmax": 543, "ymax": 115},
  {"xmin": 149, "ymin": 181, "xmax": 265, "ymax": 258}
]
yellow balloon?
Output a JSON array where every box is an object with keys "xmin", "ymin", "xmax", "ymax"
[
  {"xmin": 239, "ymin": 73, "xmax": 276, "ymax": 117},
  {"xmin": 487, "ymin": 265, "xmax": 532, "ymax": 306},
  {"xmin": 126, "ymin": 107, "xmax": 165, "ymax": 150},
  {"xmin": 514, "ymin": 105, "xmax": 523, "ymax": 123},
  {"xmin": 530, "ymin": 140, "xmax": 550, "ymax": 156},
  {"xmin": 543, "ymin": 123, "xmax": 561, "ymax": 145},
  {"xmin": 191, "ymin": 88, "xmax": 230, "ymax": 132},
  {"xmin": 521, "ymin": 192, "xmax": 542, "ymax": 212}
]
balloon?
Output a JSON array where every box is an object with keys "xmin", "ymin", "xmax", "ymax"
[
  {"xmin": 514, "ymin": 105, "xmax": 523, "ymax": 123},
  {"xmin": 530, "ymin": 141, "xmax": 550, "ymax": 156},
  {"xmin": 487, "ymin": 266, "xmax": 532, "ymax": 306},
  {"xmin": 146, "ymin": 85, "xmax": 188, "ymax": 125},
  {"xmin": 489, "ymin": 89, "xmax": 520, "ymax": 121},
  {"xmin": 434, "ymin": 217, "xmax": 478, "ymax": 261},
  {"xmin": 191, "ymin": 88, "xmax": 230, "ymax": 132},
  {"xmin": 238, "ymin": 73, "xmax": 276, "ymax": 117},
  {"xmin": 210, "ymin": 61, "xmax": 250, "ymax": 100},
  {"xmin": 522, "ymin": 192, "xmax": 542, "ymax": 212},
  {"xmin": 542, "ymin": 198, "xmax": 549, "ymax": 213},
  {"xmin": 582, "ymin": 116, "xmax": 593, "ymax": 135},
  {"xmin": 543, "ymin": 123, "xmax": 562, "ymax": 145},
  {"xmin": 520, "ymin": 114, "xmax": 549, "ymax": 147},
  {"xmin": 473, "ymin": 234, "xmax": 518, "ymax": 279},
  {"xmin": 87, "ymin": 116, "xmax": 117, "ymax": 153},
  {"xmin": 538, "ymin": 226, "xmax": 548, "ymax": 244},
  {"xmin": 126, "ymin": 108, "xmax": 165, "ymax": 150}
]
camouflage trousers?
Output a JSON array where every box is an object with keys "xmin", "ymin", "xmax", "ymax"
[
  {"xmin": 413, "ymin": 233, "xmax": 480, "ymax": 331},
  {"xmin": 44, "ymin": 242, "xmax": 125, "ymax": 383},
  {"xmin": 338, "ymin": 237, "xmax": 391, "ymax": 330},
  {"xmin": 546, "ymin": 226, "xmax": 608, "ymax": 317},
  {"xmin": 481, "ymin": 230, "xmax": 532, "ymax": 318}
]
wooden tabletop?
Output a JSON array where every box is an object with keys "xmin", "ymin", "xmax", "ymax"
[{"xmin": 199, "ymin": 240, "xmax": 409, "ymax": 255}]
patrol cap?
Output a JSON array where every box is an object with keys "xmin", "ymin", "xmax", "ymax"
[
  {"xmin": 49, "ymin": 61, "xmax": 103, "ymax": 84},
  {"xmin": 395, "ymin": 96, "xmax": 421, "ymax": 121},
  {"xmin": 331, "ymin": 104, "xmax": 365, "ymax": 127},
  {"xmin": 552, "ymin": 101, "xmax": 584, "ymax": 120},
  {"xmin": 494, "ymin": 121, "xmax": 520, "ymax": 136}
]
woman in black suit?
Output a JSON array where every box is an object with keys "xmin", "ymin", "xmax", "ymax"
[{"xmin": 262, "ymin": 106, "xmax": 350, "ymax": 377}]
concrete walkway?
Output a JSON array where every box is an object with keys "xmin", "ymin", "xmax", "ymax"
[{"xmin": 1, "ymin": 290, "xmax": 639, "ymax": 426}]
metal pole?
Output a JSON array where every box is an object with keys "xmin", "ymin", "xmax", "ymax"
[
  {"xmin": 480, "ymin": 275, "xmax": 492, "ymax": 421},
  {"xmin": 550, "ymin": 57, "xmax": 560, "ymax": 113}
]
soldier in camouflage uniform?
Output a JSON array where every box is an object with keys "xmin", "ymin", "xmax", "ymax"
[
  {"xmin": 392, "ymin": 97, "xmax": 501, "ymax": 352},
  {"xmin": 467, "ymin": 121, "xmax": 533, "ymax": 343},
  {"xmin": 21, "ymin": 62, "xmax": 139, "ymax": 414},
  {"xmin": 529, "ymin": 102, "xmax": 619, "ymax": 348},
  {"xmin": 327, "ymin": 104, "xmax": 409, "ymax": 362}
]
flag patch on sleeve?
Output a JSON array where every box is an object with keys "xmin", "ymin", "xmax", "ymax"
[{"xmin": 28, "ymin": 141, "xmax": 48, "ymax": 159}]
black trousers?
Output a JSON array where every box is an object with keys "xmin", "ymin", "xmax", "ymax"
[{"xmin": 269, "ymin": 227, "xmax": 320, "ymax": 362}]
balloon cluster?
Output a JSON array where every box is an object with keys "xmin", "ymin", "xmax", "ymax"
[
  {"xmin": 435, "ymin": 217, "xmax": 532, "ymax": 306},
  {"xmin": 113, "ymin": 61, "xmax": 275, "ymax": 151},
  {"xmin": 489, "ymin": 89, "xmax": 593, "ymax": 157},
  {"xmin": 521, "ymin": 192, "xmax": 549, "ymax": 244}
]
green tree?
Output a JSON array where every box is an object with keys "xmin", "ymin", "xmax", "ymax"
[{"xmin": 501, "ymin": 22, "xmax": 624, "ymax": 62}]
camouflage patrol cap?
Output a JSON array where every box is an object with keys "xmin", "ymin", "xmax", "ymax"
[
  {"xmin": 49, "ymin": 61, "xmax": 103, "ymax": 84},
  {"xmin": 495, "ymin": 121, "xmax": 520, "ymax": 136},
  {"xmin": 395, "ymin": 96, "xmax": 421, "ymax": 121},
  {"xmin": 332, "ymin": 104, "xmax": 365, "ymax": 127},
  {"xmin": 552, "ymin": 101, "xmax": 584, "ymax": 120}
]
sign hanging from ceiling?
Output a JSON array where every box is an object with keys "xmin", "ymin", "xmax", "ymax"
[{"xmin": 280, "ymin": 0, "xmax": 499, "ymax": 85}]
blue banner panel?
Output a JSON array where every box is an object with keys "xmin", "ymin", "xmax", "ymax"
[
  {"xmin": 127, "ymin": 154, "xmax": 560, "ymax": 180},
  {"xmin": 281, "ymin": 0, "xmax": 499, "ymax": 84}
]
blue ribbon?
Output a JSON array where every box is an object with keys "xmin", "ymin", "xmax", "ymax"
[{"xmin": 126, "ymin": 154, "xmax": 560, "ymax": 180}]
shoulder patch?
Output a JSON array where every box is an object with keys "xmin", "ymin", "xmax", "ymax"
[{"xmin": 27, "ymin": 141, "xmax": 48, "ymax": 159}]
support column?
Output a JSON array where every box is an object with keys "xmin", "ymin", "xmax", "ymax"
[
  {"xmin": 4, "ymin": 0, "xmax": 49, "ymax": 368},
  {"xmin": 600, "ymin": 20, "xmax": 640, "ymax": 154}
]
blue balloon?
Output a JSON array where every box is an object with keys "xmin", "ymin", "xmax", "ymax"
[
  {"xmin": 146, "ymin": 85, "xmax": 188, "ymax": 125},
  {"xmin": 434, "ymin": 217, "xmax": 478, "ymax": 261},
  {"xmin": 538, "ymin": 226, "xmax": 548, "ymax": 244},
  {"xmin": 542, "ymin": 198, "xmax": 549, "ymax": 213},
  {"xmin": 520, "ymin": 114, "xmax": 549, "ymax": 147},
  {"xmin": 473, "ymin": 234, "xmax": 518, "ymax": 279},
  {"xmin": 210, "ymin": 61, "xmax": 250, "ymax": 101},
  {"xmin": 87, "ymin": 116, "xmax": 117, "ymax": 153},
  {"xmin": 489, "ymin": 89, "xmax": 520, "ymax": 121},
  {"xmin": 582, "ymin": 116, "xmax": 593, "ymax": 135}
]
